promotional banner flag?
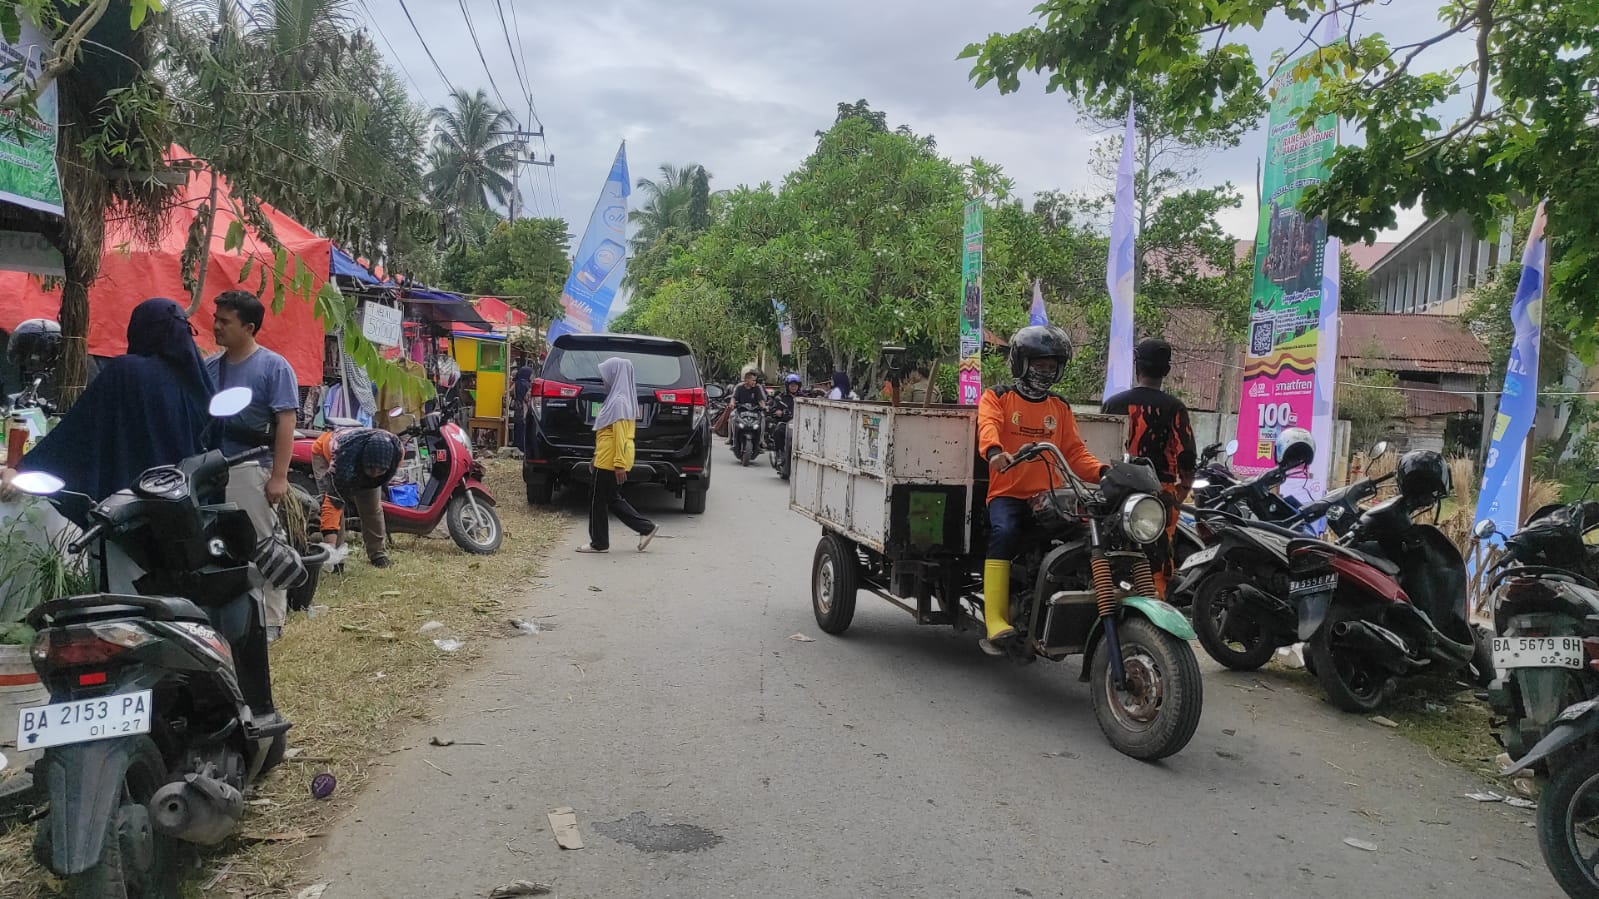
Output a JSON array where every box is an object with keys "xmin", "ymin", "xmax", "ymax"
[
  {"xmin": 0, "ymin": 19, "xmax": 63, "ymax": 215},
  {"xmin": 772, "ymin": 297, "xmax": 794, "ymax": 356},
  {"xmin": 1102, "ymin": 102, "xmax": 1137, "ymax": 400},
  {"xmin": 548, "ymin": 143, "xmax": 630, "ymax": 341},
  {"xmin": 958, "ymin": 199, "xmax": 984, "ymax": 405},
  {"xmin": 1029, "ymin": 278, "xmax": 1048, "ymax": 326},
  {"xmin": 1474, "ymin": 202, "xmax": 1547, "ymax": 538},
  {"xmin": 1232, "ymin": 36, "xmax": 1341, "ymax": 491}
]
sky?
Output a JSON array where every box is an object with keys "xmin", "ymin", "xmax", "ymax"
[{"xmin": 362, "ymin": 0, "xmax": 1478, "ymax": 250}]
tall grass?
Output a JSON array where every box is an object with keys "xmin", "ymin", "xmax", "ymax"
[{"xmin": 0, "ymin": 499, "xmax": 92, "ymax": 639}]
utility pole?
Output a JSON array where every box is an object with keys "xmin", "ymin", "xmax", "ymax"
[{"xmin": 492, "ymin": 125, "xmax": 556, "ymax": 221}]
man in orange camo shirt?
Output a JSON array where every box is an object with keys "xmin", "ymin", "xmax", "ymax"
[{"xmin": 977, "ymin": 325, "xmax": 1106, "ymax": 656}]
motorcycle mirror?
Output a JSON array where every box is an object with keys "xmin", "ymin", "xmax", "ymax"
[
  {"xmin": 705, "ymin": 385, "xmax": 725, "ymax": 399},
  {"xmin": 208, "ymin": 386, "xmax": 253, "ymax": 418},
  {"xmin": 389, "ymin": 406, "xmax": 405, "ymax": 417},
  {"xmin": 10, "ymin": 471, "xmax": 65, "ymax": 495},
  {"xmin": 1371, "ymin": 440, "xmax": 1390, "ymax": 459},
  {"xmin": 1473, "ymin": 519, "xmax": 1497, "ymax": 540},
  {"xmin": 1225, "ymin": 439, "xmax": 1239, "ymax": 456}
]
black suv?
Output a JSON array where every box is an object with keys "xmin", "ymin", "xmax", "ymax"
[{"xmin": 524, "ymin": 333, "xmax": 716, "ymax": 513}]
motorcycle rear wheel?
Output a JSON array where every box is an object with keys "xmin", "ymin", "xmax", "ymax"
[
  {"xmin": 1537, "ymin": 749, "xmax": 1599, "ymax": 898},
  {"xmin": 1090, "ymin": 618, "xmax": 1204, "ymax": 761},
  {"xmin": 63, "ymin": 736, "xmax": 175, "ymax": 899},
  {"xmin": 1193, "ymin": 570, "xmax": 1278, "ymax": 671},
  {"xmin": 1308, "ymin": 610, "xmax": 1396, "ymax": 713}
]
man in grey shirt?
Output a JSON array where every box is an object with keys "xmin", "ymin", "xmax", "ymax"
[{"xmin": 207, "ymin": 290, "xmax": 301, "ymax": 639}]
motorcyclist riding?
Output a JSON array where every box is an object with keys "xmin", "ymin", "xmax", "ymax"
[
  {"xmin": 770, "ymin": 373, "xmax": 803, "ymax": 418},
  {"xmin": 977, "ymin": 325, "xmax": 1106, "ymax": 656}
]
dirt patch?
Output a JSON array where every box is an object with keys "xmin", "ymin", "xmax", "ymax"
[{"xmin": 592, "ymin": 812, "xmax": 725, "ymax": 853}]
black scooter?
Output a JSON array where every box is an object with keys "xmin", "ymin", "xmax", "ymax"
[{"xmin": 13, "ymin": 387, "xmax": 295, "ymax": 895}]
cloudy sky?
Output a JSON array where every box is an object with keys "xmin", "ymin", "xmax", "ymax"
[{"xmin": 362, "ymin": 0, "xmax": 1474, "ymax": 246}]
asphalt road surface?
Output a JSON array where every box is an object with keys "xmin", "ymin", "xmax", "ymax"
[{"xmin": 308, "ymin": 455, "xmax": 1562, "ymax": 898}]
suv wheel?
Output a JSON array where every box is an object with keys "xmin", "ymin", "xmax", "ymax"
[
  {"xmin": 684, "ymin": 488, "xmax": 707, "ymax": 514},
  {"xmin": 526, "ymin": 477, "xmax": 554, "ymax": 506}
]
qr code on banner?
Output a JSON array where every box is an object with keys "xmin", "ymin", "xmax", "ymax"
[{"xmin": 1250, "ymin": 320, "xmax": 1274, "ymax": 357}]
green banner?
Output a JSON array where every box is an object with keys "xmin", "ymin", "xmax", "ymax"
[
  {"xmin": 0, "ymin": 19, "xmax": 64, "ymax": 216},
  {"xmin": 958, "ymin": 199, "xmax": 983, "ymax": 405}
]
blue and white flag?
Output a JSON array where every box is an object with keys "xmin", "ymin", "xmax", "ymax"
[
  {"xmin": 1029, "ymin": 278, "xmax": 1048, "ymax": 326},
  {"xmin": 1474, "ymin": 202, "xmax": 1547, "ymax": 538},
  {"xmin": 1102, "ymin": 101, "xmax": 1137, "ymax": 399},
  {"xmin": 549, "ymin": 142, "xmax": 630, "ymax": 340}
]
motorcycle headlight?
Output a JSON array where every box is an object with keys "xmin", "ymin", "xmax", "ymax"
[{"xmin": 1121, "ymin": 494, "xmax": 1167, "ymax": 545}]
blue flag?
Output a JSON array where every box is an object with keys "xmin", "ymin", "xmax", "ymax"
[
  {"xmin": 1029, "ymin": 278, "xmax": 1048, "ymax": 326},
  {"xmin": 1474, "ymin": 203, "xmax": 1547, "ymax": 537},
  {"xmin": 1102, "ymin": 101, "xmax": 1137, "ymax": 399},
  {"xmin": 549, "ymin": 143, "xmax": 630, "ymax": 340}
]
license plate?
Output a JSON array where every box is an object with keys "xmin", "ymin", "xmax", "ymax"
[
  {"xmin": 1180, "ymin": 546, "xmax": 1218, "ymax": 571},
  {"xmin": 17, "ymin": 690, "xmax": 152, "ymax": 751},
  {"xmin": 589, "ymin": 402, "xmax": 644, "ymax": 421},
  {"xmin": 1493, "ymin": 636, "xmax": 1585, "ymax": 671},
  {"xmin": 1289, "ymin": 573, "xmax": 1338, "ymax": 595}
]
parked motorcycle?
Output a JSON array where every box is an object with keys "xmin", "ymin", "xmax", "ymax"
[
  {"xmin": 289, "ymin": 400, "xmax": 501, "ymax": 554},
  {"xmin": 731, "ymin": 402, "xmax": 763, "ymax": 467},
  {"xmin": 1284, "ymin": 450, "xmax": 1493, "ymax": 712},
  {"xmin": 12, "ymin": 387, "xmax": 293, "ymax": 895},
  {"xmin": 1189, "ymin": 440, "xmax": 1240, "ymax": 509}
]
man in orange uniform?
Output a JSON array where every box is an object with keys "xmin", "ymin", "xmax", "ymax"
[
  {"xmin": 1100, "ymin": 339, "xmax": 1196, "ymax": 598},
  {"xmin": 977, "ymin": 325, "xmax": 1106, "ymax": 656}
]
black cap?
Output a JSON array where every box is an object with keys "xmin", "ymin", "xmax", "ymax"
[{"xmin": 1134, "ymin": 338, "xmax": 1172, "ymax": 372}]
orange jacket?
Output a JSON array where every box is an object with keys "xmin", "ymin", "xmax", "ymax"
[{"xmin": 978, "ymin": 387, "xmax": 1103, "ymax": 501}]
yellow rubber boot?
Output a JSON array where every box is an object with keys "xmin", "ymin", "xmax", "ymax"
[{"xmin": 980, "ymin": 559, "xmax": 1015, "ymax": 653}]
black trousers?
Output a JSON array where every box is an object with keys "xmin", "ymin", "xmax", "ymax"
[{"xmin": 589, "ymin": 470, "xmax": 653, "ymax": 551}]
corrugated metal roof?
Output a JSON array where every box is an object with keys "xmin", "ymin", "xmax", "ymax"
[{"xmin": 1339, "ymin": 313, "xmax": 1491, "ymax": 375}]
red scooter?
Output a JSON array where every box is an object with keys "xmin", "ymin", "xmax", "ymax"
[{"xmin": 289, "ymin": 404, "xmax": 503, "ymax": 554}]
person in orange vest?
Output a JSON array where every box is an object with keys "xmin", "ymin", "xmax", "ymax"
[{"xmin": 977, "ymin": 325, "xmax": 1106, "ymax": 655}]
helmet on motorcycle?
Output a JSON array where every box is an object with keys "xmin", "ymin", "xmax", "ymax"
[
  {"xmin": 1272, "ymin": 427, "xmax": 1315, "ymax": 470},
  {"xmin": 7, "ymin": 318, "xmax": 61, "ymax": 376},
  {"xmin": 785, "ymin": 373, "xmax": 801, "ymax": 384},
  {"xmin": 1008, "ymin": 325, "xmax": 1072, "ymax": 400},
  {"xmin": 1396, "ymin": 449, "xmax": 1451, "ymax": 508}
]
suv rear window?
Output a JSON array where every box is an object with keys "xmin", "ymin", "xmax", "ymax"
[{"xmin": 549, "ymin": 343, "xmax": 698, "ymax": 389}]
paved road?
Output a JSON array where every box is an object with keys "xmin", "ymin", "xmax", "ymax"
[{"xmin": 309, "ymin": 456, "xmax": 1562, "ymax": 898}]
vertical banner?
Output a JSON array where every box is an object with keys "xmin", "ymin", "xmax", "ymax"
[
  {"xmin": 1232, "ymin": 42, "xmax": 1341, "ymax": 482},
  {"xmin": 0, "ymin": 19, "xmax": 63, "ymax": 215},
  {"xmin": 958, "ymin": 199, "xmax": 984, "ymax": 405},
  {"xmin": 1474, "ymin": 202, "xmax": 1547, "ymax": 537},
  {"xmin": 1029, "ymin": 278, "xmax": 1048, "ymax": 326},
  {"xmin": 1102, "ymin": 102, "xmax": 1137, "ymax": 399},
  {"xmin": 772, "ymin": 297, "xmax": 794, "ymax": 356},
  {"xmin": 548, "ymin": 142, "xmax": 630, "ymax": 341}
]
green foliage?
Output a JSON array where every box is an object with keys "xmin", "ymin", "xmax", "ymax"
[
  {"xmin": 1340, "ymin": 249, "xmax": 1376, "ymax": 312},
  {"xmin": 1341, "ymin": 368, "xmax": 1408, "ymax": 451},
  {"xmin": 962, "ymin": 0, "xmax": 1599, "ymax": 354},
  {"xmin": 0, "ymin": 498, "xmax": 95, "ymax": 639},
  {"xmin": 439, "ymin": 217, "xmax": 571, "ymax": 323},
  {"xmin": 426, "ymin": 87, "xmax": 519, "ymax": 216}
]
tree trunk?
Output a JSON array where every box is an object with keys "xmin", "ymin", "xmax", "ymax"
[{"xmin": 55, "ymin": 154, "xmax": 108, "ymax": 409}]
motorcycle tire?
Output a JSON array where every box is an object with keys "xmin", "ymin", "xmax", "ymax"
[
  {"xmin": 62, "ymin": 736, "xmax": 175, "ymax": 899},
  {"xmin": 1308, "ymin": 609, "xmax": 1396, "ymax": 713},
  {"xmin": 1090, "ymin": 617, "xmax": 1204, "ymax": 761},
  {"xmin": 1536, "ymin": 748, "xmax": 1599, "ymax": 898},
  {"xmin": 1192, "ymin": 570, "xmax": 1278, "ymax": 671},
  {"xmin": 1468, "ymin": 624, "xmax": 1497, "ymax": 688},
  {"xmin": 446, "ymin": 493, "xmax": 503, "ymax": 554}
]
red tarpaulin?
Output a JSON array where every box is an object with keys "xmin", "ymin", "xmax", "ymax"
[
  {"xmin": 0, "ymin": 145, "xmax": 330, "ymax": 385},
  {"xmin": 473, "ymin": 296, "xmax": 528, "ymax": 329}
]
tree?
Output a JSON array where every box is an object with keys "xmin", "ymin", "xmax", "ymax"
[
  {"xmin": 439, "ymin": 217, "xmax": 571, "ymax": 324},
  {"xmin": 630, "ymin": 163, "xmax": 713, "ymax": 250},
  {"xmin": 960, "ymin": 0, "xmax": 1599, "ymax": 354},
  {"xmin": 425, "ymin": 88, "xmax": 519, "ymax": 214},
  {"xmin": 1341, "ymin": 368, "xmax": 1408, "ymax": 452},
  {"xmin": 1340, "ymin": 250, "xmax": 1376, "ymax": 312}
]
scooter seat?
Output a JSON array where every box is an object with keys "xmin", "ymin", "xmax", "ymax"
[
  {"xmin": 33, "ymin": 593, "xmax": 211, "ymax": 626},
  {"xmin": 1293, "ymin": 540, "xmax": 1401, "ymax": 577},
  {"xmin": 326, "ymin": 417, "xmax": 364, "ymax": 429}
]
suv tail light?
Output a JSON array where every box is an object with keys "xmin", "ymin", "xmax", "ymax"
[
  {"xmin": 656, "ymin": 388, "xmax": 708, "ymax": 426},
  {"xmin": 531, "ymin": 378, "xmax": 582, "ymax": 417},
  {"xmin": 33, "ymin": 622, "xmax": 155, "ymax": 668}
]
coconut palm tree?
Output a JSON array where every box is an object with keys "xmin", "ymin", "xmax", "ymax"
[
  {"xmin": 426, "ymin": 88, "xmax": 520, "ymax": 213},
  {"xmin": 630, "ymin": 163, "xmax": 712, "ymax": 251}
]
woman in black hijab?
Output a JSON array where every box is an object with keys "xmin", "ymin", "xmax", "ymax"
[{"xmin": 6, "ymin": 298, "xmax": 215, "ymax": 500}]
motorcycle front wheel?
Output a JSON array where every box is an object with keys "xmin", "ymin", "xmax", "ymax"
[
  {"xmin": 1537, "ymin": 749, "xmax": 1599, "ymax": 898},
  {"xmin": 1090, "ymin": 618, "xmax": 1204, "ymax": 761},
  {"xmin": 59, "ymin": 736, "xmax": 175, "ymax": 898},
  {"xmin": 446, "ymin": 493, "xmax": 503, "ymax": 554},
  {"xmin": 1193, "ymin": 570, "xmax": 1278, "ymax": 671}
]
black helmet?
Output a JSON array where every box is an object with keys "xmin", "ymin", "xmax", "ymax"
[
  {"xmin": 7, "ymin": 318, "xmax": 61, "ymax": 376},
  {"xmin": 1008, "ymin": 325, "xmax": 1072, "ymax": 400},
  {"xmin": 1396, "ymin": 450, "xmax": 1450, "ymax": 508}
]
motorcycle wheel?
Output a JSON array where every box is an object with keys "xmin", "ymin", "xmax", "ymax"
[
  {"xmin": 812, "ymin": 534, "xmax": 859, "ymax": 634},
  {"xmin": 63, "ymin": 736, "xmax": 175, "ymax": 899},
  {"xmin": 1537, "ymin": 749, "xmax": 1599, "ymax": 898},
  {"xmin": 1468, "ymin": 624, "xmax": 1497, "ymax": 688},
  {"xmin": 740, "ymin": 439, "xmax": 755, "ymax": 466},
  {"xmin": 1090, "ymin": 618, "xmax": 1204, "ymax": 761},
  {"xmin": 1192, "ymin": 571, "xmax": 1278, "ymax": 671},
  {"xmin": 1308, "ymin": 610, "xmax": 1396, "ymax": 713},
  {"xmin": 446, "ymin": 493, "xmax": 503, "ymax": 554}
]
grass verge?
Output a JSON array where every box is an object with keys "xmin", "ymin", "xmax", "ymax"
[{"xmin": 0, "ymin": 459, "xmax": 567, "ymax": 897}]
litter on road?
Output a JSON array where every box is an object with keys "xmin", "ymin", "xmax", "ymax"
[{"xmin": 548, "ymin": 807, "xmax": 585, "ymax": 849}]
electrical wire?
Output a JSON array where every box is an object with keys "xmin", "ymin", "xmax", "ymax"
[
  {"xmin": 355, "ymin": 0, "xmax": 428, "ymax": 98},
  {"xmin": 394, "ymin": 0, "xmax": 454, "ymax": 92},
  {"xmin": 491, "ymin": 0, "xmax": 532, "ymax": 109},
  {"xmin": 455, "ymin": 0, "xmax": 516, "ymax": 115}
]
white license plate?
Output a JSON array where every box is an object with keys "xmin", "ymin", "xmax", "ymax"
[
  {"xmin": 1289, "ymin": 573, "xmax": 1338, "ymax": 595},
  {"xmin": 17, "ymin": 690, "xmax": 152, "ymax": 751},
  {"xmin": 1180, "ymin": 546, "xmax": 1218, "ymax": 571},
  {"xmin": 1493, "ymin": 636, "xmax": 1585, "ymax": 671}
]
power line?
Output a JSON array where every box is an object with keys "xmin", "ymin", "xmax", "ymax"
[
  {"xmin": 491, "ymin": 0, "xmax": 532, "ymax": 107},
  {"xmin": 506, "ymin": 0, "xmax": 540, "ymax": 128},
  {"xmin": 455, "ymin": 0, "xmax": 516, "ymax": 115},
  {"xmin": 394, "ymin": 0, "xmax": 454, "ymax": 93},
  {"xmin": 355, "ymin": 0, "xmax": 427, "ymax": 99}
]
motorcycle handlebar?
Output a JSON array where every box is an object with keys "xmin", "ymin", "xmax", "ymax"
[
  {"xmin": 67, "ymin": 522, "xmax": 105, "ymax": 556},
  {"xmin": 225, "ymin": 446, "xmax": 271, "ymax": 467}
]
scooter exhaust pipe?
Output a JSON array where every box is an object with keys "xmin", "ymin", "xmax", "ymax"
[
  {"xmin": 149, "ymin": 771, "xmax": 244, "ymax": 845},
  {"xmin": 1330, "ymin": 619, "xmax": 1422, "ymax": 675}
]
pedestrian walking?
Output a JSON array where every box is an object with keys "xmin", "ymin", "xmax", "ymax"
[{"xmin": 577, "ymin": 357, "xmax": 659, "ymax": 553}]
